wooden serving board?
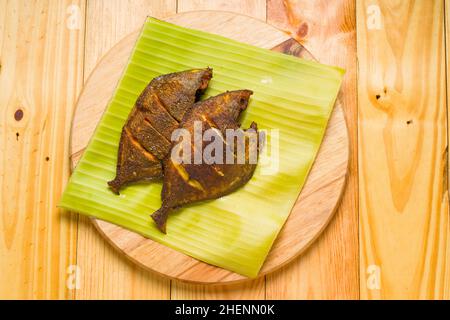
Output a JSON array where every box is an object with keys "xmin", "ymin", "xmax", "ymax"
[{"xmin": 70, "ymin": 11, "xmax": 349, "ymax": 284}]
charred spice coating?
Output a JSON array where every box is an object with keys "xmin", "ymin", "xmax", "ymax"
[
  {"xmin": 108, "ymin": 68, "xmax": 212, "ymax": 194},
  {"xmin": 151, "ymin": 90, "xmax": 259, "ymax": 233}
]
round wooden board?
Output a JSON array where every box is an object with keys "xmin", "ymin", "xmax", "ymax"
[{"xmin": 70, "ymin": 11, "xmax": 349, "ymax": 284}]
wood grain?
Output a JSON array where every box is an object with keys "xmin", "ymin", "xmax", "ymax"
[
  {"xmin": 70, "ymin": 10, "xmax": 348, "ymax": 286},
  {"xmin": 357, "ymin": 0, "xmax": 450, "ymax": 299},
  {"xmin": 0, "ymin": 0, "xmax": 85, "ymax": 299},
  {"xmin": 447, "ymin": 0, "xmax": 450, "ymax": 223},
  {"xmin": 4, "ymin": 0, "xmax": 449, "ymax": 300},
  {"xmin": 74, "ymin": 0, "xmax": 175, "ymax": 300},
  {"xmin": 445, "ymin": 1, "xmax": 450, "ymax": 299},
  {"xmin": 266, "ymin": 0, "xmax": 359, "ymax": 299}
]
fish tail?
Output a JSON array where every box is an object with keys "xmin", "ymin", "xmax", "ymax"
[
  {"xmin": 107, "ymin": 178, "xmax": 121, "ymax": 195},
  {"xmin": 151, "ymin": 205, "xmax": 171, "ymax": 234}
]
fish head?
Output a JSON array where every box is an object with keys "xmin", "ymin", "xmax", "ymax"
[{"xmin": 216, "ymin": 90, "xmax": 253, "ymax": 120}]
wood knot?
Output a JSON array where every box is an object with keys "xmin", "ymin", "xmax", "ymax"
[
  {"xmin": 14, "ymin": 109, "xmax": 23, "ymax": 121},
  {"xmin": 296, "ymin": 22, "xmax": 309, "ymax": 39}
]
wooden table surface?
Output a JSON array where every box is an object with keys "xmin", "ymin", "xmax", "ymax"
[{"xmin": 0, "ymin": 0, "xmax": 449, "ymax": 300}]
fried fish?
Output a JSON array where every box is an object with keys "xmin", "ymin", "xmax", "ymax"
[
  {"xmin": 151, "ymin": 90, "xmax": 259, "ymax": 233},
  {"xmin": 108, "ymin": 68, "xmax": 213, "ymax": 194}
]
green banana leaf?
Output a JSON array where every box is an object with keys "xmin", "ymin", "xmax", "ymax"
[{"xmin": 59, "ymin": 17, "xmax": 344, "ymax": 278}]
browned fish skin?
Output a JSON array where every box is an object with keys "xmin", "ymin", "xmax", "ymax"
[
  {"xmin": 151, "ymin": 90, "xmax": 259, "ymax": 233},
  {"xmin": 107, "ymin": 129, "xmax": 163, "ymax": 194},
  {"xmin": 126, "ymin": 108, "xmax": 171, "ymax": 160},
  {"xmin": 108, "ymin": 68, "xmax": 213, "ymax": 194},
  {"xmin": 144, "ymin": 69, "xmax": 212, "ymax": 121}
]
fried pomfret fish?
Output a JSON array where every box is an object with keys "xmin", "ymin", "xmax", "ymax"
[
  {"xmin": 108, "ymin": 68, "xmax": 212, "ymax": 194},
  {"xmin": 151, "ymin": 90, "xmax": 259, "ymax": 233}
]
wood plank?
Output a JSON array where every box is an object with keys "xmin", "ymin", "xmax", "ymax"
[
  {"xmin": 171, "ymin": 0, "xmax": 267, "ymax": 299},
  {"xmin": 445, "ymin": 0, "xmax": 450, "ymax": 299},
  {"xmin": 266, "ymin": 0, "xmax": 359, "ymax": 299},
  {"xmin": 74, "ymin": 0, "xmax": 175, "ymax": 300},
  {"xmin": 357, "ymin": 0, "xmax": 449, "ymax": 299},
  {"xmin": 0, "ymin": 0, "xmax": 85, "ymax": 299}
]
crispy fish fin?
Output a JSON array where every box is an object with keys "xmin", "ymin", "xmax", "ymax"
[
  {"xmin": 151, "ymin": 204, "xmax": 172, "ymax": 233},
  {"xmin": 107, "ymin": 180, "xmax": 121, "ymax": 195}
]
